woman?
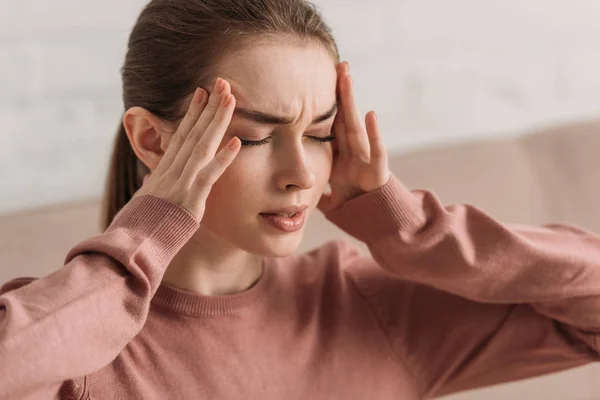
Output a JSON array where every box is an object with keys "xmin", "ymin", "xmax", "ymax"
[{"xmin": 1, "ymin": 0, "xmax": 599, "ymax": 399}]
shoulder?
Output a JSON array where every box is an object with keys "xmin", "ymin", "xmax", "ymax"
[{"xmin": 299, "ymin": 240, "xmax": 418, "ymax": 307}]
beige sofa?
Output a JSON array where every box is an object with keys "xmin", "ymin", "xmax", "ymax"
[{"xmin": 1, "ymin": 119, "xmax": 599, "ymax": 399}]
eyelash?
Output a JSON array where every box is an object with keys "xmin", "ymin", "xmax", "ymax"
[{"xmin": 239, "ymin": 135, "xmax": 337, "ymax": 147}]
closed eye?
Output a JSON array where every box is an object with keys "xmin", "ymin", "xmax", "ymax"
[{"xmin": 239, "ymin": 135, "xmax": 336, "ymax": 147}]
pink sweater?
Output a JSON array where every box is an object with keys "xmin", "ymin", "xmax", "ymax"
[{"xmin": 1, "ymin": 174, "xmax": 599, "ymax": 399}]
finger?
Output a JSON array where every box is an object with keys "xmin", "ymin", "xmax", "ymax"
[
  {"xmin": 334, "ymin": 63, "xmax": 350, "ymax": 158},
  {"xmin": 317, "ymin": 193, "xmax": 333, "ymax": 214},
  {"xmin": 187, "ymin": 79, "xmax": 231, "ymax": 149},
  {"xmin": 189, "ymin": 136, "xmax": 241, "ymax": 200},
  {"xmin": 180, "ymin": 93, "xmax": 236, "ymax": 187},
  {"xmin": 332, "ymin": 103, "xmax": 349, "ymax": 158},
  {"xmin": 365, "ymin": 111, "xmax": 388, "ymax": 167},
  {"xmin": 170, "ymin": 78, "xmax": 228, "ymax": 176},
  {"xmin": 153, "ymin": 87, "xmax": 206, "ymax": 176},
  {"xmin": 341, "ymin": 74, "xmax": 371, "ymax": 161},
  {"xmin": 335, "ymin": 62, "xmax": 347, "ymax": 88},
  {"xmin": 336, "ymin": 61, "xmax": 349, "ymax": 99}
]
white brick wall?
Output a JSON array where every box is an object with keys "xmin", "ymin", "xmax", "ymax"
[{"xmin": 1, "ymin": 0, "xmax": 599, "ymax": 215}]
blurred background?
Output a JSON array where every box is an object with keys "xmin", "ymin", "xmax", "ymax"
[
  {"xmin": 1, "ymin": 0, "xmax": 599, "ymax": 214},
  {"xmin": 1, "ymin": 1, "xmax": 600, "ymax": 399}
]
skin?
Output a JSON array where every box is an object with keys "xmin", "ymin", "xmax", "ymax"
[{"xmin": 123, "ymin": 41, "xmax": 390, "ymax": 296}]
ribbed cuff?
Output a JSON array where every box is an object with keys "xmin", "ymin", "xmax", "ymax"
[
  {"xmin": 324, "ymin": 174, "xmax": 427, "ymax": 245},
  {"xmin": 107, "ymin": 195, "xmax": 200, "ymax": 267}
]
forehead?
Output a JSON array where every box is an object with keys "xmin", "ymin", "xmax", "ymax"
[{"xmin": 219, "ymin": 42, "xmax": 337, "ymax": 120}]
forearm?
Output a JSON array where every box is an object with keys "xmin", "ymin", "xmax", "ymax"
[{"xmin": 0, "ymin": 195, "xmax": 199, "ymax": 399}]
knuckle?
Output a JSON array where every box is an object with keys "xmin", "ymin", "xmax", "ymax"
[
  {"xmin": 170, "ymin": 133, "xmax": 185, "ymax": 146},
  {"xmin": 192, "ymin": 144, "xmax": 211, "ymax": 158},
  {"xmin": 184, "ymin": 128, "xmax": 197, "ymax": 141},
  {"xmin": 215, "ymin": 150, "xmax": 229, "ymax": 164},
  {"xmin": 214, "ymin": 113, "xmax": 228, "ymax": 124},
  {"xmin": 163, "ymin": 170, "xmax": 179, "ymax": 182},
  {"xmin": 353, "ymin": 153, "xmax": 370, "ymax": 164},
  {"xmin": 205, "ymin": 101, "xmax": 219, "ymax": 113},
  {"xmin": 194, "ymin": 172, "xmax": 211, "ymax": 187}
]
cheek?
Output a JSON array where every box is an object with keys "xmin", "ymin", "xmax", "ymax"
[
  {"xmin": 313, "ymin": 145, "xmax": 335, "ymax": 183},
  {"xmin": 205, "ymin": 159, "xmax": 264, "ymax": 207},
  {"xmin": 205, "ymin": 147, "xmax": 332, "ymax": 209}
]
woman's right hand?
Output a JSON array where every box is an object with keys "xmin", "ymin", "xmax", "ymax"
[{"xmin": 132, "ymin": 77, "xmax": 240, "ymax": 220}]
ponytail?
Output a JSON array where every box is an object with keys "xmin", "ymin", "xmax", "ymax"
[{"xmin": 100, "ymin": 118, "xmax": 148, "ymax": 230}]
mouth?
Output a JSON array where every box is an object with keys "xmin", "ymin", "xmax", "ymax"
[
  {"xmin": 260, "ymin": 204, "xmax": 309, "ymax": 216},
  {"xmin": 259, "ymin": 210, "xmax": 307, "ymax": 232},
  {"xmin": 259, "ymin": 211, "xmax": 301, "ymax": 218}
]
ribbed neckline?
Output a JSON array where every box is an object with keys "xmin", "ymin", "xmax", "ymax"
[{"xmin": 151, "ymin": 258, "xmax": 271, "ymax": 317}]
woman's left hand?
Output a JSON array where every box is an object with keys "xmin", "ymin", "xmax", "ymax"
[{"xmin": 317, "ymin": 62, "xmax": 391, "ymax": 214}]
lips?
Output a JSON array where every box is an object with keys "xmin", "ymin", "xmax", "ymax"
[
  {"xmin": 262, "ymin": 212, "xmax": 297, "ymax": 218},
  {"xmin": 259, "ymin": 209, "xmax": 307, "ymax": 232},
  {"xmin": 261, "ymin": 204, "xmax": 308, "ymax": 216}
]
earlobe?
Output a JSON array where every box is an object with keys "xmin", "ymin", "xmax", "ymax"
[{"xmin": 122, "ymin": 107, "xmax": 166, "ymax": 171}]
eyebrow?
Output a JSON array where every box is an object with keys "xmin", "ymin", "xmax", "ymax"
[{"xmin": 233, "ymin": 102, "xmax": 338, "ymax": 126}]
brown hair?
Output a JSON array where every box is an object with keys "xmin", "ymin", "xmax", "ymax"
[{"xmin": 101, "ymin": 0, "xmax": 340, "ymax": 230}]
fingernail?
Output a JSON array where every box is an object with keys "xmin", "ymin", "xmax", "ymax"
[
  {"xmin": 228, "ymin": 137, "xmax": 240, "ymax": 150},
  {"xmin": 218, "ymin": 78, "xmax": 226, "ymax": 94},
  {"xmin": 221, "ymin": 94, "xmax": 233, "ymax": 108},
  {"xmin": 193, "ymin": 88, "xmax": 203, "ymax": 103}
]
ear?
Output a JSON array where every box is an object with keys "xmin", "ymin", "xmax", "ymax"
[{"xmin": 122, "ymin": 107, "xmax": 171, "ymax": 171}]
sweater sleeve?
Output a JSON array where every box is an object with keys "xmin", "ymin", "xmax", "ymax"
[
  {"xmin": 0, "ymin": 195, "xmax": 199, "ymax": 400},
  {"xmin": 325, "ymin": 173, "xmax": 600, "ymax": 398}
]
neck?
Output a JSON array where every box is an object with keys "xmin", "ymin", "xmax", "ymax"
[{"xmin": 161, "ymin": 227, "xmax": 265, "ymax": 296}]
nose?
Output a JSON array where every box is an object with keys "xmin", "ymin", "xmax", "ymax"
[{"xmin": 274, "ymin": 143, "xmax": 317, "ymax": 192}]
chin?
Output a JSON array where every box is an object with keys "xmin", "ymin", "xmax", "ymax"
[{"xmin": 257, "ymin": 233, "xmax": 305, "ymax": 258}]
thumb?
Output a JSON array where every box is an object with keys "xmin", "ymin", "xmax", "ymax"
[
  {"xmin": 317, "ymin": 192, "xmax": 333, "ymax": 214},
  {"xmin": 143, "ymin": 173, "xmax": 151, "ymax": 185}
]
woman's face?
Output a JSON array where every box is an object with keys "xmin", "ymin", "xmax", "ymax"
[{"xmin": 199, "ymin": 42, "xmax": 338, "ymax": 257}]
